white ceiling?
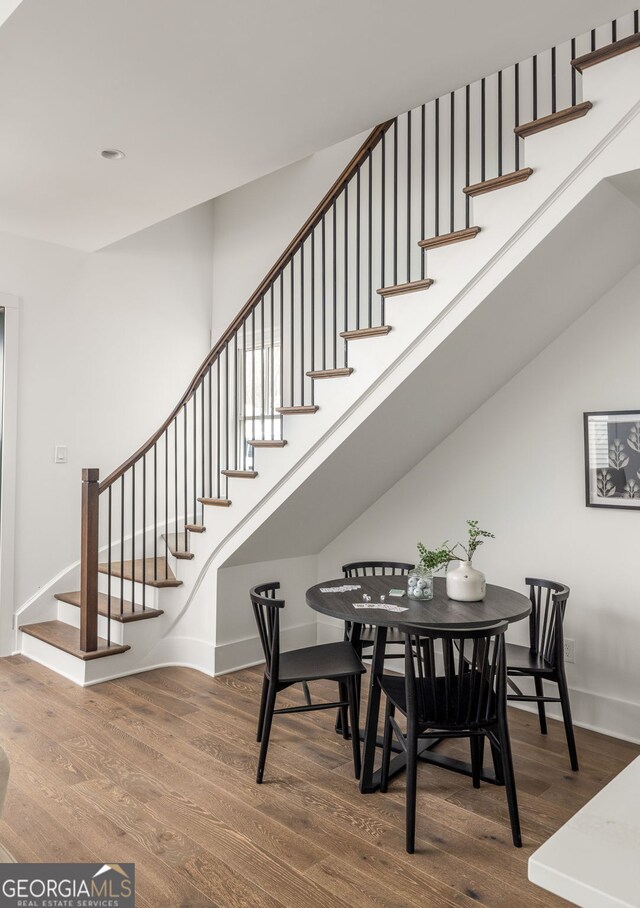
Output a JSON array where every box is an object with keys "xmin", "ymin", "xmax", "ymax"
[{"xmin": 0, "ymin": 0, "xmax": 632, "ymax": 251}]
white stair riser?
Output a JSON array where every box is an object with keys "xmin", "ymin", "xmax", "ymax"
[{"xmin": 56, "ymin": 601, "xmax": 126, "ymax": 645}]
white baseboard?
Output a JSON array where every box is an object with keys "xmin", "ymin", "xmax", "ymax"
[{"xmin": 213, "ymin": 621, "xmax": 318, "ymax": 675}]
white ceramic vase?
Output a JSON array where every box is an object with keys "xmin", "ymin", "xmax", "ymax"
[{"xmin": 446, "ymin": 560, "xmax": 486, "ymax": 602}]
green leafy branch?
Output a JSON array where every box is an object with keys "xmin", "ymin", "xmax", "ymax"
[{"xmin": 417, "ymin": 520, "xmax": 494, "ymax": 572}]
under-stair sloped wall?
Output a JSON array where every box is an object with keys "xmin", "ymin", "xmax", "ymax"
[{"xmin": 16, "ymin": 16, "xmax": 640, "ymax": 686}]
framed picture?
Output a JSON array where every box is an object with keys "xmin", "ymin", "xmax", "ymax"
[{"xmin": 584, "ymin": 410, "xmax": 640, "ymax": 509}]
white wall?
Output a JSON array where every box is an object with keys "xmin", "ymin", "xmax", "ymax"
[
  {"xmin": 210, "ymin": 132, "xmax": 366, "ymax": 343},
  {"xmin": 2, "ymin": 201, "xmax": 214, "ymax": 645},
  {"xmin": 318, "ymin": 261, "xmax": 640, "ymax": 743},
  {"xmin": 215, "ymin": 554, "xmax": 320, "ymax": 674}
]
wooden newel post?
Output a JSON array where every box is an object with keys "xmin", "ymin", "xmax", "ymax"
[{"xmin": 80, "ymin": 468, "xmax": 100, "ymax": 652}]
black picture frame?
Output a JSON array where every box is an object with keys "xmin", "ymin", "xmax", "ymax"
[{"xmin": 584, "ymin": 410, "xmax": 640, "ymax": 510}]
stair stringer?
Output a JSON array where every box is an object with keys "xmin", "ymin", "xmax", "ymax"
[{"xmin": 19, "ymin": 50, "xmax": 640, "ymax": 684}]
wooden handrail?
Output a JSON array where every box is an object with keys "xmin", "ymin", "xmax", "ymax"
[{"xmin": 98, "ymin": 119, "xmax": 394, "ymax": 492}]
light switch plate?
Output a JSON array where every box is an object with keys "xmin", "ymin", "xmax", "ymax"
[{"xmin": 54, "ymin": 445, "xmax": 67, "ymax": 464}]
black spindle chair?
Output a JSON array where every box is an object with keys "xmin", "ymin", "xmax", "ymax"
[
  {"xmin": 506, "ymin": 578, "xmax": 578, "ymax": 771},
  {"xmin": 342, "ymin": 561, "xmax": 415, "ymax": 660},
  {"xmin": 250, "ymin": 582, "xmax": 365, "ymax": 784},
  {"xmin": 379, "ymin": 622, "xmax": 521, "ymax": 853}
]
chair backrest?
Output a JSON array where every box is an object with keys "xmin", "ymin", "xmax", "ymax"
[
  {"xmin": 249, "ymin": 582, "xmax": 284, "ymax": 679},
  {"xmin": 342, "ymin": 560, "xmax": 415, "ymax": 578},
  {"xmin": 525, "ymin": 577, "xmax": 570, "ymax": 666},
  {"xmin": 399, "ymin": 622, "xmax": 509, "ymax": 729}
]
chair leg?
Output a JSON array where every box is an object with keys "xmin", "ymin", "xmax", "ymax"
[
  {"xmin": 489, "ymin": 736, "xmax": 504, "ymax": 784},
  {"xmin": 256, "ymin": 681, "xmax": 277, "ymax": 784},
  {"xmin": 470, "ymin": 735, "xmax": 484, "ymax": 789},
  {"xmin": 534, "ymin": 676, "xmax": 547, "ymax": 735},
  {"xmin": 347, "ymin": 675, "xmax": 361, "ymax": 779},
  {"xmin": 380, "ymin": 698, "xmax": 395, "ymax": 793},
  {"xmin": 495, "ymin": 720, "xmax": 522, "ymax": 848},
  {"xmin": 405, "ymin": 720, "xmax": 418, "ymax": 854},
  {"xmin": 338, "ymin": 681, "xmax": 350, "ymax": 740},
  {"xmin": 256, "ymin": 674, "xmax": 269, "ymax": 743},
  {"xmin": 557, "ymin": 671, "xmax": 579, "ymax": 772}
]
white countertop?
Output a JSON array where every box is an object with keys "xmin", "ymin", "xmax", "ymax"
[{"xmin": 529, "ymin": 755, "xmax": 640, "ymax": 908}]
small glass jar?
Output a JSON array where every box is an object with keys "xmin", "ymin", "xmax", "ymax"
[{"xmin": 407, "ymin": 567, "xmax": 434, "ymax": 601}]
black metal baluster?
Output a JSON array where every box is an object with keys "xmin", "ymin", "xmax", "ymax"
[
  {"xmin": 551, "ymin": 48, "xmax": 556, "ymax": 114},
  {"xmin": 262, "ymin": 293, "xmax": 266, "ymax": 439},
  {"xmin": 515, "ymin": 62, "xmax": 520, "ymax": 170},
  {"xmin": 612, "ymin": 20, "xmax": 617, "ymax": 42},
  {"xmin": 301, "ymin": 242, "xmax": 306, "ymax": 394},
  {"xmin": 309, "ymin": 237, "xmax": 315, "ymax": 407},
  {"xmin": 120, "ymin": 475, "xmax": 125, "ymax": 615},
  {"xmin": 420, "ymin": 103, "xmax": 426, "ymax": 278},
  {"xmin": 173, "ymin": 415, "xmax": 178, "ymax": 578},
  {"xmin": 201, "ymin": 376, "xmax": 205, "ymax": 520},
  {"xmin": 321, "ymin": 217, "xmax": 326, "ymax": 370},
  {"xmin": 465, "ymin": 83, "xmax": 470, "ymax": 228},
  {"xmin": 393, "ymin": 118, "xmax": 398, "ymax": 284},
  {"xmin": 289, "ymin": 260, "xmax": 295, "ymax": 400},
  {"xmin": 533, "ymin": 55, "xmax": 538, "ymax": 120},
  {"xmin": 251, "ymin": 303, "xmax": 256, "ymax": 444},
  {"xmin": 224, "ymin": 342, "xmax": 229, "ymax": 499},
  {"xmin": 164, "ymin": 429, "xmax": 169, "ymax": 580},
  {"xmin": 243, "ymin": 318, "xmax": 248, "ymax": 465},
  {"xmin": 450, "ymin": 91, "xmax": 455, "ymax": 233},
  {"xmin": 356, "ymin": 168, "xmax": 361, "ymax": 328},
  {"xmin": 406, "ymin": 108, "xmax": 411, "ymax": 282},
  {"xmin": 635, "ymin": 11, "xmax": 639, "ymax": 34},
  {"xmin": 481, "ymin": 78, "xmax": 486, "ymax": 182},
  {"xmin": 570, "ymin": 40, "xmax": 576, "ymax": 106},
  {"xmin": 191, "ymin": 393, "xmax": 196, "ymax": 544},
  {"xmin": 142, "ymin": 453, "xmax": 146, "ymax": 612},
  {"xmin": 343, "ymin": 188, "xmax": 348, "ymax": 363},
  {"xmin": 131, "ymin": 461, "xmax": 135, "ymax": 613},
  {"xmin": 332, "ymin": 199, "xmax": 337, "ymax": 367},
  {"xmin": 183, "ymin": 404, "xmax": 187, "ymax": 552},
  {"xmin": 208, "ymin": 366, "xmax": 212, "ymax": 500},
  {"xmin": 153, "ymin": 442, "xmax": 158, "ymax": 582},
  {"xmin": 368, "ymin": 149, "xmax": 373, "ymax": 324},
  {"xmin": 234, "ymin": 328, "xmax": 239, "ymax": 466},
  {"xmin": 107, "ymin": 486, "xmax": 112, "ymax": 638},
  {"xmin": 380, "ymin": 133, "xmax": 386, "ymax": 321},
  {"xmin": 591, "ymin": 28, "xmax": 596, "ymax": 51},
  {"xmin": 435, "ymin": 98, "xmax": 440, "ymax": 234},
  {"xmin": 498, "ymin": 70, "xmax": 503, "ymax": 176},
  {"xmin": 216, "ymin": 356, "xmax": 221, "ymax": 497}
]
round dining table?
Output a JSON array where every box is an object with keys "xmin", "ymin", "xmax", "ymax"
[{"xmin": 306, "ymin": 575, "xmax": 531, "ymax": 794}]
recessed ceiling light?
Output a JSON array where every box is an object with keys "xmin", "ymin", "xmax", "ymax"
[{"xmin": 100, "ymin": 149, "xmax": 125, "ymax": 160}]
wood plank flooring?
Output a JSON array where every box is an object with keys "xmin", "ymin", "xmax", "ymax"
[{"xmin": 0, "ymin": 655, "xmax": 637, "ymax": 908}]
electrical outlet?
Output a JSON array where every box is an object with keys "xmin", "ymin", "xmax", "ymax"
[{"xmin": 563, "ymin": 638, "xmax": 575, "ymax": 663}]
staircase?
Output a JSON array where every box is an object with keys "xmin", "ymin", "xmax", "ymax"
[{"xmin": 17, "ymin": 10, "xmax": 640, "ymax": 684}]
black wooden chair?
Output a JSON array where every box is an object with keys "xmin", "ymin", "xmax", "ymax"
[
  {"xmin": 250, "ymin": 582, "xmax": 365, "ymax": 784},
  {"xmin": 379, "ymin": 622, "xmax": 521, "ymax": 853},
  {"xmin": 506, "ymin": 578, "xmax": 578, "ymax": 771},
  {"xmin": 342, "ymin": 561, "xmax": 415, "ymax": 660}
]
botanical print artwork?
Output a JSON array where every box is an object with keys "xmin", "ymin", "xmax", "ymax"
[{"xmin": 585, "ymin": 412, "xmax": 640, "ymax": 509}]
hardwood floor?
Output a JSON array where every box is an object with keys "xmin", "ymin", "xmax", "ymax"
[{"xmin": 0, "ymin": 655, "xmax": 636, "ymax": 908}]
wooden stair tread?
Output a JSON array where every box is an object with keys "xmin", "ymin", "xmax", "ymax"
[
  {"xmin": 376, "ymin": 278, "xmax": 433, "ymax": 297},
  {"xmin": 247, "ymin": 439, "xmax": 288, "ymax": 448},
  {"xmin": 306, "ymin": 368, "xmax": 353, "ymax": 379},
  {"xmin": 98, "ymin": 557, "xmax": 181, "ymax": 588},
  {"xmin": 161, "ymin": 534, "xmax": 194, "ymax": 560},
  {"xmin": 340, "ymin": 326, "xmax": 392, "ymax": 340},
  {"xmin": 221, "ymin": 470, "xmax": 258, "ymax": 478},
  {"xmin": 514, "ymin": 102, "xmax": 592, "ymax": 138},
  {"xmin": 418, "ymin": 227, "xmax": 480, "ymax": 249},
  {"xmin": 185, "ymin": 524, "xmax": 206, "ymax": 533},
  {"xmin": 20, "ymin": 620, "xmax": 130, "ymax": 660},
  {"xmin": 464, "ymin": 168, "xmax": 533, "ymax": 197},
  {"xmin": 198, "ymin": 497, "xmax": 232, "ymax": 507},
  {"xmin": 55, "ymin": 591, "xmax": 163, "ymax": 623},
  {"xmin": 572, "ymin": 33, "xmax": 640, "ymax": 72},
  {"xmin": 276, "ymin": 405, "xmax": 319, "ymax": 414}
]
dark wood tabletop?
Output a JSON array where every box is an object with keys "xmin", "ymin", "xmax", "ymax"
[{"xmin": 306, "ymin": 575, "xmax": 531, "ymax": 629}]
